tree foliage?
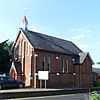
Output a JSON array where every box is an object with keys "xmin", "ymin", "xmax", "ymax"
[
  {"xmin": 97, "ymin": 62, "xmax": 100, "ymax": 65},
  {"xmin": 0, "ymin": 40, "xmax": 13, "ymax": 74}
]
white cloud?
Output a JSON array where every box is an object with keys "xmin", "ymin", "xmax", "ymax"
[
  {"xmin": 70, "ymin": 28, "xmax": 82, "ymax": 32},
  {"xmin": 78, "ymin": 44, "xmax": 90, "ymax": 50},
  {"xmin": 70, "ymin": 28, "xmax": 91, "ymax": 41},
  {"xmin": 74, "ymin": 42, "xmax": 90, "ymax": 51},
  {"xmin": 69, "ymin": 28, "xmax": 92, "ymax": 51},
  {"xmin": 96, "ymin": 41, "xmax": 100, "ymax": 45},
  {"xmin": 31, "ymin": 26, "xmax": 40, "ymax": 32},
  {"xmin": 70, "ymin": 28, "xmax": 92, "ymax": 33},
  {"xmin": 72, "ymin": 33, "xmax": 90, "ymax": 40},
  {"xmin": 87, "ymin": 30, "xmax": 92, "ymax": 33}
]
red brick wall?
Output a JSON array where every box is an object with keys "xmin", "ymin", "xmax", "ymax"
[
  {"xmin": 33, "ymin": 50, "xmax": 74, "ymax": 88},
  {"xmin": 80, "ymin": 56, "xmax": 93, "ymax": 88},
  {"xmin": 13, "ymin": 30, "xmax": 93, "ymax": 88},
  {"xmin": 14, "ymin": 30, "xmax": 33, "ymax": 86},
  {"xmin": 74, "ymin": 56, "xmax": 93, "ymax": 88}
]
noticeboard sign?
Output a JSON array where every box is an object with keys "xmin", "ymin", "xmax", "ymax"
[{"xmin": 38, "ymin": 71, "xmax": 49, "ymax": 80}]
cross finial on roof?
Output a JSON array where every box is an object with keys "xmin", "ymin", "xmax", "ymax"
[{"xmin": 22, "ymin": 8, "xmax": 28, "ymax": 32}]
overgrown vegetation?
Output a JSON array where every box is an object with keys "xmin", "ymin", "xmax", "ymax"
[
  {"xmin": 92, "ymin": 91, "xmax": 100, "ymax": 100},
  {"xmin": 93, "ymin": 80, "xmax": 100, "ymax": 87},
  {"xmin": 0, "ymin": 40, "xmax": 13, "ymax": 74},
  {"xmin": 92, "ymin": 78, "xmax": 100, "ymax": 99}
]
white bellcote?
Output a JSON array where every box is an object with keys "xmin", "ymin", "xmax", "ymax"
[{"xmin": 22, "ymin": 16, "xmax": 28, "ymax": 32}]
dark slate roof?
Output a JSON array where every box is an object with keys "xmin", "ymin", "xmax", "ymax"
[{"xmin": 22, "ymin": 29, "xmax": 82, "ymax": 55}]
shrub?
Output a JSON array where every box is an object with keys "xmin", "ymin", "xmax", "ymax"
[
  {"xmin": 92, "ymin": 91, "xmax": 100, "ymax": 100},
  {"xmin": 93, "ymin": 81, "xmax": 100, "ymax": 87}
]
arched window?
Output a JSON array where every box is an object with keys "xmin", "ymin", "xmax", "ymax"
[
  {"xmin": 22, "ymin": 40, "xmax": 25, "ymax": 57},
  {"xmin": 66, "ymin": 59, "xmax": 68, "ymax": 73},
  {"xmin": 42, "ymin": 56, "xmax": 46, "ymax": 71},
  {"xmin": 62, "ymin": 58, "xmax": 65, "ymax": 73},
  {"xmin": 19, "ymin": 41, "xmax": 22, "ymax": 58},
  {"xmin": 48, "ymin": 56, "xmax": 51, "ymax": 72}
]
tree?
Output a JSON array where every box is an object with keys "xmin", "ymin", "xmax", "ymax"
[
  {"xmin": 0, "ymin": 40, "xmax": 13, "ymax": 74},
  {"xmin": 97, "ymin": 62, "xmax": 100, "ymax": 65}
]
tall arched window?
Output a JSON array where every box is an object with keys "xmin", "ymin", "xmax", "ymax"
[
  {"xmin": 66, "ymin": 59, "xmax": 68, "ymax": 73},
  {"xmin": 62, "ymin": 58, "xmax": 65, "ymax": 73},
  {"xmin": 42, "ymin": 56, "xmax": 46, "ymax": 71},
  {"xmin": 48, "ymin": 56, "xmax": 51, "ymax": 72},
  {"xmin": 19, "ymin": 41, "xmax": 22, "ymax": 59},
  {"xmin": 22, "ymin": 40, "xmax": 25, "ymax": 57}
]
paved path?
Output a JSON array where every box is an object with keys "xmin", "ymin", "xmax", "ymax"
[
  {"xmin": 0, "ymin": 88, "xmax": 61, "ymax": 93},
  {"xmin": 8, "ymin": 93, "xmax": 91, "ymax": 100}
]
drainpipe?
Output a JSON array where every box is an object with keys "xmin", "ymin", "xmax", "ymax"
[{"xmin": 72, "ymin": 59, "xmax": 76, "ymax": 88}]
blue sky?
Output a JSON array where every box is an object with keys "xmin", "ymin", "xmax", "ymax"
[{"xmin": 0, "ymin": 0, "xmax": 100, "ymax": 68}]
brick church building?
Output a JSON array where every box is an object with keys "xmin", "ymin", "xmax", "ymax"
[{"xmin": 10, "ymin": 16, "xmax": 94, "ymax": 88}]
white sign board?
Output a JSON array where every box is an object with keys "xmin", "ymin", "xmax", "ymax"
[{"xmin": 38, "ymin": 71, "xmax": 49, "ymax": 80}]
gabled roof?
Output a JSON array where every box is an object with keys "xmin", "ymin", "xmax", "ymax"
[
  {"xmin": 79, "ymin": 52, "xmax": 94, "ymax": 64},
  {"xmin": 21, "ymin": 29, "xmax": 82, "ymax": 55},
  {"xmin": 79, "ymin": 52, "xmax": 88, "ymax": 64}
]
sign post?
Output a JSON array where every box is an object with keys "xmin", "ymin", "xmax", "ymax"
[
  {"xmin": 40, "ymin": 80, "xmax": 42, "ymax": 89},
  {"xmin": 45, "ymin": 80, "xmax": 46, "ymax": 89},
  {"xmin": 38, "ymin": 71, "xmax": 49, "ymax": 89}
]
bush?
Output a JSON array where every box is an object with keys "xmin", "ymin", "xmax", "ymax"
[
  {"xmin": 93, "ymin": 81, "xmax": 100, "ymax": 87},
  {"xmin": 92, "ymin": 91, "xmax": 100, "ymax": 100}
]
